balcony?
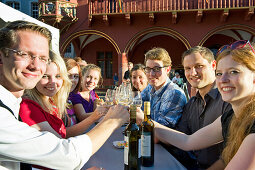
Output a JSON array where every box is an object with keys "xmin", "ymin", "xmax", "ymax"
[
  {"xmin": 38, "ymin": 0, "xmax": 78, "ymax": 31},
  {"xmin": 89, "ymin": 0, "xmax": 254, "ymax": 14},
  {"xmin": 88, "ymin": 0, "xmax": 254, "ymax": 25}
]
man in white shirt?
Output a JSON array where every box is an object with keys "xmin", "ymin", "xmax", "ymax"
[
  {"xmin": 172, "ymin": 72, "xmax": 183, "ymax": 87},
  {"xmin": 0, "ymin": 20, "xmax": 129, "ymax": 170}
]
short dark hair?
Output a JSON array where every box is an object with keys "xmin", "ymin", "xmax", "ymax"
[
  {"xmin": 181, "ymin": 46, "xmax": 215, "ymax": 65},
  {"xmin": 131, "ymin": 64, "xmax": 145, "ymax": 76}
]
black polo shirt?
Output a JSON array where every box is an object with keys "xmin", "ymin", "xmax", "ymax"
[{"xmin": 177, "ymin": 87, "xmax": 232, "ymax": 168}]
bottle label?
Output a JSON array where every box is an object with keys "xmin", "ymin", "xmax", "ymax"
[
  {"xmin": 141, "ymin": 132, "xmax": 151, "ymax": 157},
  {"xmin": 124, "ymin": 135, "xmax": 129, "ymax": 165}
]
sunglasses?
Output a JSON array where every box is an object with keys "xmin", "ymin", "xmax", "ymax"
[{"xmin": 217, "ymin": 40, "xmax": 255, "ymax": 56}]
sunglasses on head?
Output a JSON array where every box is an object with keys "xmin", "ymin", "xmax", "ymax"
[{"xmin": 217, "ymin": 40, "xmax": 255, "ymax": 56}]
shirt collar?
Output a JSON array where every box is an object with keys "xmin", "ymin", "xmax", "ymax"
[
  {"xmin": 195, "ymin": 83, "xmax": 218, "ymax": 100},
  {"xmin": 0, "ymin": 85, "xmax": 22, "ymax": 118},
  {"xmin": 150, "ymin": 77, "xmax": 171, "ymax": 95}
]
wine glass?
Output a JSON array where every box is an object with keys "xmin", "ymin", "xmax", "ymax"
[
  {"xmin": 118, "ymin": 83, "xmax": 132, "ymax": 106},
  {"xmin": 105, "ymin": 89, "xmax": 114, "ymax": 105},
  {"xmin": 132, "ymin": 91, "xmax": 142, "ymax": 107}
]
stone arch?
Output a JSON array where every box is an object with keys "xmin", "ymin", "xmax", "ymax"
[
  {"xmin": 200, "ymin": 24, "xmax": 255, "ymax": 46},
  {"xmin": 60, "ymin": 29, "xmax": 121, "ymax": 55},
  {"xmin": 123, "ymin": 27, "xmax": 191, "ymax": 70},
  {"xmin": 124, "ymin": 27, "xmax": 191, "ymax": 54},
  {"xmin": 198, "ymin": 24, "xmax": 255, "ymax": 56}
]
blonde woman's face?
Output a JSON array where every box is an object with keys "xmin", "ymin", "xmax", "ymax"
[
  {"xmin": 82, "ymin": 69, "xmax": 100, "ymax": 91},
  {"xmin": 36, "ymin": 62, "xmax": 63, "ymax": 97},
  {"xmin": 131, "ymin": 69, "xmax": 148, "ymax": 92},
  {"xmin": 216, "ymin": 55, "xmax": 255, "ymax": 105},
  {"xmin": 68, "ymin": 66, "xmax": 79, "ymax": 92}
]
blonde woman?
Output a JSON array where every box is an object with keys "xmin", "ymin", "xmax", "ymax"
[
  {"xmin": 146, "ymin": 41, "xmax": 255, "ymax": 169},
  {"xmin": 20, "ymin": 51, "xmax": 71, "ymax": 138},
  {"xmin": 20, "ymin": 51, "xmax": 106, "ymax": 138},
  {"xmin": 19, "ymin": 51, "xmax": 107, "ymax": 170}
]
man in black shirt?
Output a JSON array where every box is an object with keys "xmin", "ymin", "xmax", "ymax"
[
  {"xmin": 123, "ymin": 62, "xmax": 133, "ymax": 83},
  {"xmin": 168, "ymin": 46, "xmax": 232, "ymax": 169}
]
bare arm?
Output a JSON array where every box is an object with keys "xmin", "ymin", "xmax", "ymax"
[
  {"xmin": 86, "ymin": 104, "xmax": 129, "ymax": 155},
  {"xmin": 31, "ymin": 121, "xmax": 62, "ymax": 138},
  {"xmin": 66, "ymin": 106, "xmax": 109, "ymax": 138},
  {"xmin": 154, "ymin": 116, "xmax": 223, "ymax": 151},
  {"xmin": 73, "ymin": 104, "xmax": 92, "ymax": 121},
  {"xmin": 225, "ymin": 134, "xmax": 255, "ymax": 170},
  {"xmin": 207, "ymin": 159, "xmax": 225, "ymax": 170}
]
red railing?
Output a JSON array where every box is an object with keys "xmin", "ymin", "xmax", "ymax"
[{"xmin": 89, "ymin": 0, "xmax": 255, "ymax": 14}]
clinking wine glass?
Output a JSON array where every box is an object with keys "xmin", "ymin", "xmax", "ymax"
[
  {"xmin": 105, "ymin": 89, "xmax": 115, "ymax": 105},
  {"xmin": 118, "ymin": 83, "xmax": 132, "ymax": 106},
  {"xmin": 132, "ymin": 91, "xmax": 142, "ymax": 107}
]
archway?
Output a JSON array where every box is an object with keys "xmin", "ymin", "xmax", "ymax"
[
  {"xmin": 125, "ymin": 27, "xmax": 191, "ymax": 70},
  {"xmin": 200, "ymin": 24, "xmax": 255, "ymax": 56},
  {"xmin": 61, "ymin": 30, "xmax": 121, "ymax": 55},
  {"xmin": 61, "ymin": 30, "xmax": 121, "ymax": 86}
]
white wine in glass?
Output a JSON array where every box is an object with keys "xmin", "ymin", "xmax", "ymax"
[{"xmin": 132, "ymin": 91, "xmax": 142, "ymax": 107}]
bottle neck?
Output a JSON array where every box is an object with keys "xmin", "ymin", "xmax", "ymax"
[
  {"xmin": 144, "ymin": 114, "xmax": 151, "ymax": 121},
  {"xmin": 130, "ymin": 111, "xmax": 136, "ymax": 123}
]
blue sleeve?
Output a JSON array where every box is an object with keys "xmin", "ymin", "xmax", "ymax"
[
  {"xmin": 154, "ymin": 89, "xmax": 187, "ymax": 128},
  {"xmin": 141, "ymin": 85, "xmax": 152, "ymax": 110}
]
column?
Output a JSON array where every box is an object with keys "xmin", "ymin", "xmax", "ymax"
[{"xmin": 118, "ymin": 52, "xmax": 128, "ymax": 84}]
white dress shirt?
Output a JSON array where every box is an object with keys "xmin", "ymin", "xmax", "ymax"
[{"xmin": 0, "ymin": 85, "xmax": 92, "ymax": 170}]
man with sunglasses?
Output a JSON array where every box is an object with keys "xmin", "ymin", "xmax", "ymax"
[
  {"xmin": 0, "ymin": 20, "xmax": 129, "ymax": 169},
  {"xmin": 169, "ymin": 46, "xmax": 232, "ymax": 169},
  {"xmin": 140, "ymin": 47, "xmax": 187, "ymax": 128}
]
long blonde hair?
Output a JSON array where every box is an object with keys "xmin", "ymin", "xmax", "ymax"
[
  {"xmin": 24, "ymin": 50, "xmax": 71, "ymax": 118},
  {"xmin": 217, "ymin": 45, "xmax": 255, "ymax": 165}
]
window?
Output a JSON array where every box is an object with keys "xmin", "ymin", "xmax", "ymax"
[
  {"xmin": 6, "ymin": 1, "xmax": 20, "ymax": 10},
  {"xmin": 97, "ymin": 51, "xmax": 113, "ymax": 79},
  {"xmin": 31, "ymin": 2, "xmax": 38, "ymax": 18}
]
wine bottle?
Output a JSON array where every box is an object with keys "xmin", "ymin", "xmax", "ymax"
[
  {"xmin": 124, "ymin": 105, "xmax": 141, "ymax": 170},
  {"xmin": 141, "ymin": 101, "xmax": 154, "ymax": 167}
]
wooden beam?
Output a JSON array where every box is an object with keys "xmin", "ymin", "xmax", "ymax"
[
  {"xmin": 220, "ymin": 9, "xmax": 229, "ymax": 23},
  {"xmin": 103, "ymin": 14, "xmax": 109, "ymax": 26},
  {"xmin": 196, "ymin": 10, "xmax": 203, "ymax": 23},
  {"xmin": 125, "ymin": 13, "xmax": 131, "ymax": 25},
  {"xmin": 149, "ymin": 13, "xmax": 155, "ymax": 25},
  {"xmin": 172, "ymin": 12, "xmax": 177, "ymax": 24},
  {"xmin": 245, "ymin": 7, "xmax": 254, "ymax": 21}
]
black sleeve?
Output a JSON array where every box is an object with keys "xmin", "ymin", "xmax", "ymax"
[
  {"xmin": 123, "ymin": 71, "xmax": 129, "ymax": 80},
  {"xmin": 176, "ymin": 104, "xmax": 191, "ymax": 134}
]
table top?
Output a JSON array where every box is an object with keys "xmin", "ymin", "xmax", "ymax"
[{"xmin": 82, "ymin": 126, "xmax": 187, "ymax": 170}]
